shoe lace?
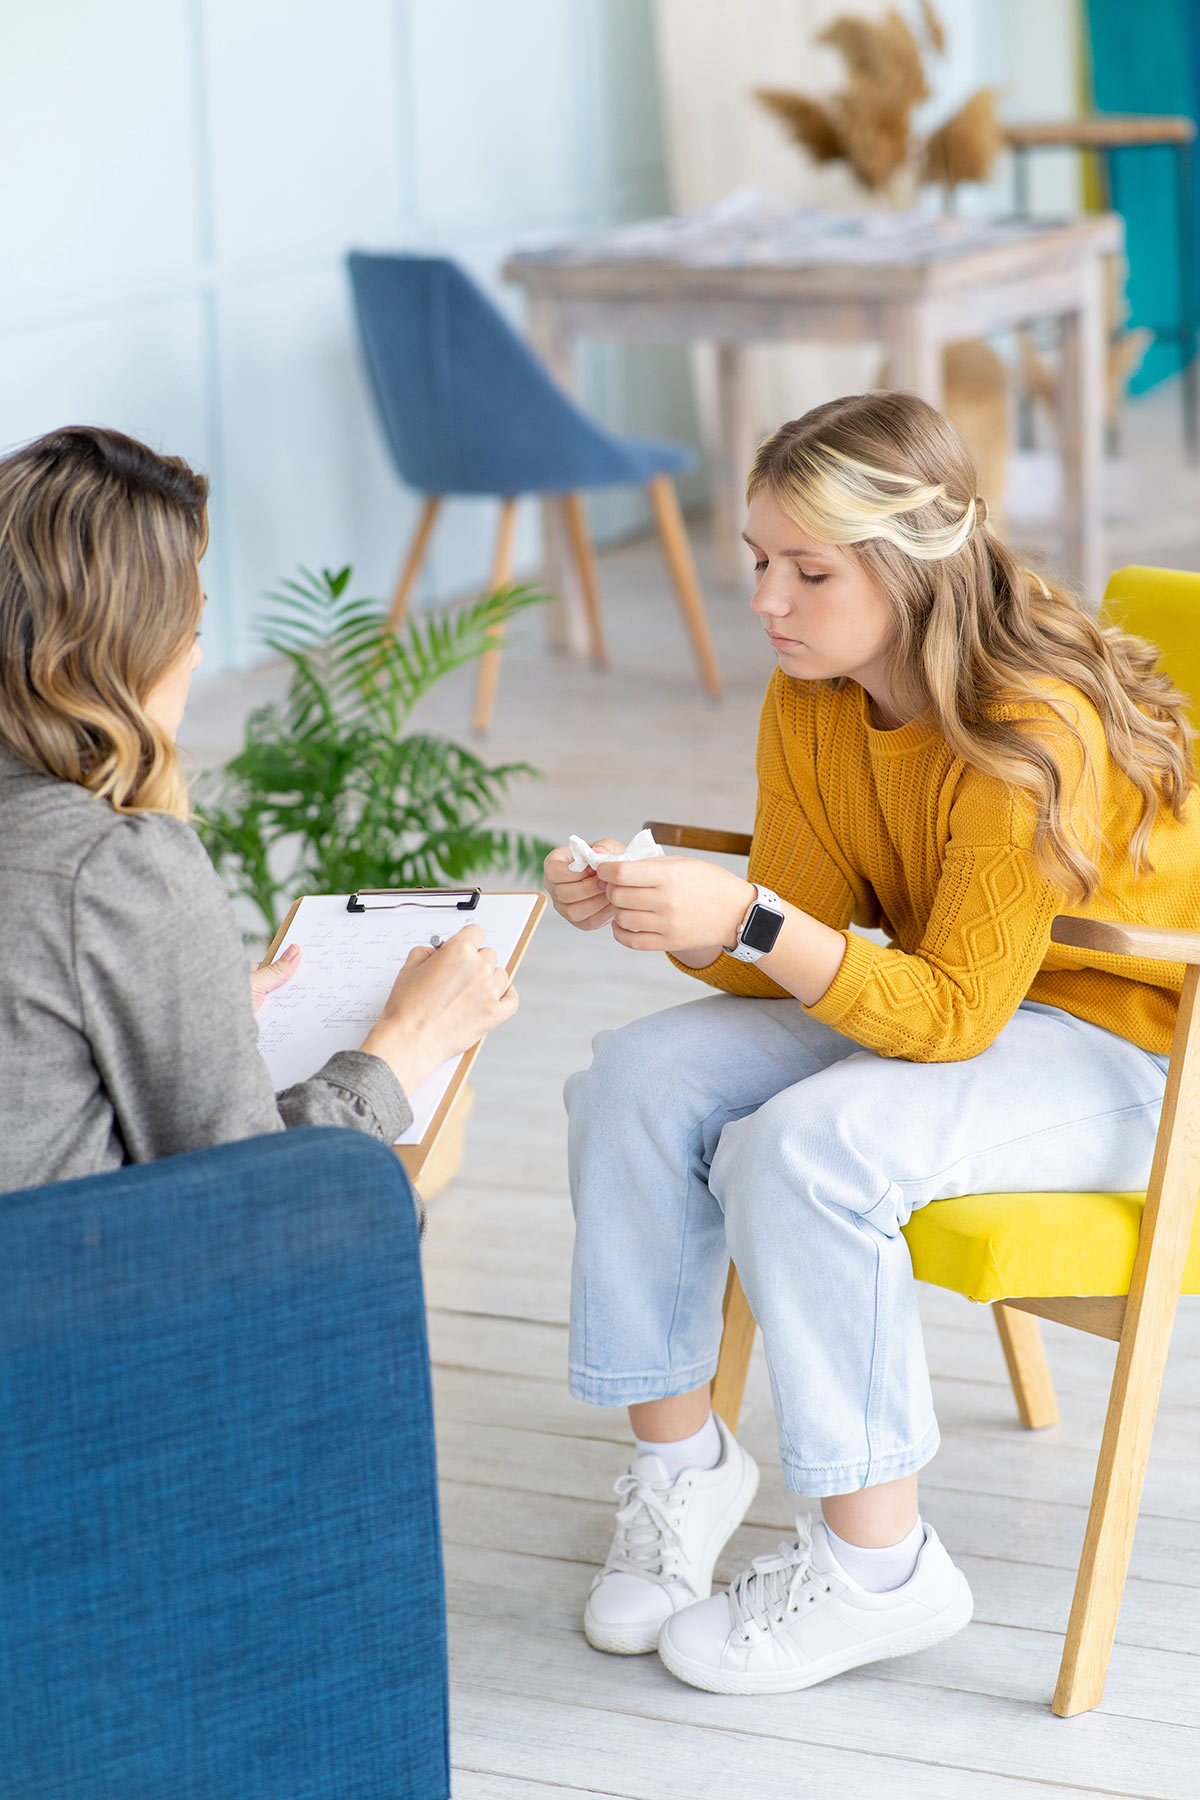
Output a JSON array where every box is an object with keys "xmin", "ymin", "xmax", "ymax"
[
  {"xmin": 729, "ymin": 1515, "xmax": 831, "ymax": 1638},
  {"xmin": 604, "ymin": 1469, "xmax": 689, "ymax": 1587}
]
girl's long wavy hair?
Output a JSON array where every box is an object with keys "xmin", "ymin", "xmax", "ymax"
[
  {"xmin": 748, "ymin": 392, "xmax": 1193, "ymax": 901},
  {"xmin": 0, "ymin": 426, "xmax": 208, "ymax": 820}
]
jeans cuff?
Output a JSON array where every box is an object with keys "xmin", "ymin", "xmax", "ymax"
[
  {"xmin": 568, "ymin": 1358, "xmax": 718, "ymax": 1407},
  {"xmin": 778, "ymin": 1422, "xmax": 941, "ymax": 1497}
]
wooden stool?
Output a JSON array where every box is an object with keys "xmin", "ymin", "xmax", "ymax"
[{"xmin": 1006, "ymin": 116, "xmax": 1198, "ymax": 459}]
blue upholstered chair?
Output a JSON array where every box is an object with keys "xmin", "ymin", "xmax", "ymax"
[
  {"xmin": 347, "ymin": 251, "xmax": 722, "ymax": 731},
  {"xmin": 0, "ymin": 1129, "xmax": 449, "ymax": 1800}
]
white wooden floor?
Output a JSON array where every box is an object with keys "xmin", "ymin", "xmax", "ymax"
[{"xmin": 182, "ymin": 383, "xmax": 1200, "ymax": 1799}]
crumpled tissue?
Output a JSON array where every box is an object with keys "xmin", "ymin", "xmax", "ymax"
[{"xmin": 567, "ymin": 827, "xmax": 664, "ymax": 874}]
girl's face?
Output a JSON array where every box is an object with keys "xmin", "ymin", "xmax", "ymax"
[{"xmin": 744, "ymin": 488, "xmax": 901, "ymax": 717}]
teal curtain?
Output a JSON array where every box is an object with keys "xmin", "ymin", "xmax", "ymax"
[{"xmin": 1086, "ymin": 0, "xmax": 1199, "ymax": 391}]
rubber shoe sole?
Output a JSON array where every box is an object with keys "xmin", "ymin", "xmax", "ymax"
[
  {"xmin": 657, "ymin": 1569, "xmax": 973, "ymax": 1694},
  {"xmin": 583, "ymin": 1614, "xmax": 671, "ymax": 1657},
  {"xmin": 583, "ymin": 1451, "xmax": 761, "ymax": 1656}
]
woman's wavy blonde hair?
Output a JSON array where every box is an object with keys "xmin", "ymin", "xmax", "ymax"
[
  {"xmin": 0, "ymin": 426, "xmax": 208, "ymax": 819},
  {"xmin": 748, "ymin": 392, "xmax": 1194, "ymax": 902}
]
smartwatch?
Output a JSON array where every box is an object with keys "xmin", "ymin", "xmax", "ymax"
[{"xmin": 728, "ymin": 885, "xmax": 785, "ymax": 963}]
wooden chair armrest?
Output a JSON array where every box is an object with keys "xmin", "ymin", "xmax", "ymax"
[
  {"xmin": 1051, "ymin": 916, "xmax": 1200, "ymax": 965},
  {"xmin": 643, "ymin": 820, "xmax": 754, "ymax": 858}
]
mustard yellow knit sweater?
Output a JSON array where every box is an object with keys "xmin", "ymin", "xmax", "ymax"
[{"xmin": 679, "ymin": 672, "xmax": 1200, "ymax": 1061}]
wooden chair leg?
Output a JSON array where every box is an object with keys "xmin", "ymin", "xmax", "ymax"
[
  {"xmin": 710, "ymin": 1263, "xmax": 756, "ymax": 1433},
  {"xmin": 1053, "ymin": 1292, "xmax": 1181, "ymax": 1715},
  {"xmin": 645, "ymin": 473, "xmax": 723, "ymax": 697},
  {"xmin": 388, "ymin": 495, "xmax": 441, "ymax": 633},
  {"xmin": 472, "ymin": 497, "xmax": 519, "ymax": 735},
  {"xmin": 993, "ymin": 1302, "xmax": 1059, "ymax": 1429},
  {"xmin": 559, "ymin": 492, "xmax": 609, "ymax": 666},
  {"xmin": 539, "ymin": 495, "xmax": 574, "ymax": 653},
  {"xmin": 1053, "ymin": 961, "xmax": 1200, "ymax": 1716}
]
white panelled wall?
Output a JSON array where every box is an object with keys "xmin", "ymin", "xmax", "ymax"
[{"xmin": 0, "ymin": 0, "xmax": 699, "ymax": 674}]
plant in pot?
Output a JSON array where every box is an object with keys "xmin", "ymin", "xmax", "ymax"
[{"xmin": 193, "ymin": 564, "xmax": 556, "ymax": 1194}]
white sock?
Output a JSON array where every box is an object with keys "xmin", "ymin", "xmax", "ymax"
[
  {"xmin": 825, "ymin": 1518, "xmax": 925, "ymax": 1592},
  {"xmin": 633, "ymin": 1411, "xmax": 722, "ymax": 1481}
]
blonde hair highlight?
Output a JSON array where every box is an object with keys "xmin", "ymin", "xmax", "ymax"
[
  {"xmin": 749, "ymin": 393, "xmax": 1193, "ymax": 901},
  {"xmin": 0, "ymin": 426, "xmax": 209, "ymax": 820}
]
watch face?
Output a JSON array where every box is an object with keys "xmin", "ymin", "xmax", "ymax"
[{"xmin": 741, "ymin": 902, "xmax": 784, "ymax": 954}]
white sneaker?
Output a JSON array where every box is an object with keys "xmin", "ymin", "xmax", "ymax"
[
  {"xmin": 584, "ymin": 1414, "xmax": 759, "ymax": 1655},
  {"xmin": 657, "ymin": 1514, "xmax": 973, "ymax": 1694}
]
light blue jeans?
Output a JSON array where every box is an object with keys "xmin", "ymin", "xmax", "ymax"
[{"xmin": 565, "ymin": 993, "xmax": 1169, "ymax": 1496}]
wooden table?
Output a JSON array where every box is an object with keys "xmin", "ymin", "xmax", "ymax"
[{"xmin": 505, "ymin": 211, "xmax": 1123, "ymax": 601}]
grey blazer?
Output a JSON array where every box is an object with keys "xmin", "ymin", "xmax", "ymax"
[{"xmin": 0, "ymin": 747, "xmax": 412, "ymax": 1192}]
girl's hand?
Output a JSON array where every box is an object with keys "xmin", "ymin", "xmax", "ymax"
[
  {"xmin": 250, "ymin": 941, "xmax": 301, "ymax": 1012},
  {"xmin": 604, "ymin": 857, "xmax": 755, "ymax": 958},
  {"xmin": 543, "ymin": 840, "xmax": 626, "ymax": 932},
  {"xmin": 360, "ymin": 924, "xmax": 519, "ymax": 1098}
]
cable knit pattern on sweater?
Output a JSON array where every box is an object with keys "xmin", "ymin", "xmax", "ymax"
[{"xmin": 676, "ymin": 671, "xmax": 1200, "ymax": 1061}]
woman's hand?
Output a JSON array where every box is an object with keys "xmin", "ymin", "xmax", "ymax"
[
  {"xmin": 543, "ymin": 840, "xmax": 626, "ymax": 932},
  {"xmin": 250, "ymin": 941, "xmax": 301, "ymax": 1012},
  {"xmin": 604, "ymin": 857, "xmax": 754, "ymax": 959},
  {"xmin": 360, "ymin": 924, "xmax": 519, "ymax": 1098}
]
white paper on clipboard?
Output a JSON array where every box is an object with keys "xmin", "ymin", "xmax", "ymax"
[{"xmin": 254, "ymin": 892, "xmax": 540, "ymax": 1144}]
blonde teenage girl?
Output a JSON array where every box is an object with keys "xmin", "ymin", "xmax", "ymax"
[{"xmin": 543, "ymin": 391, "xmax": 1200, "ymax": 1696}]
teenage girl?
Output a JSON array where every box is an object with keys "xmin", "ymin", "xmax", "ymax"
[{"xmin": 543, "ymin": 391, "xmax": 1200, "ymax": 1696}]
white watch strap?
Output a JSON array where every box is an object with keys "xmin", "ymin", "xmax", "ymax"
[{"xmin": 728, "ymin": 885, "xmax": 784, "ymax": 963}]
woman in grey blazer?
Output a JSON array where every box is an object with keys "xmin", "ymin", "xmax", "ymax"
[{"xmin": 0, "ymin": 425, "xmax": 517, "ymax": 1193}]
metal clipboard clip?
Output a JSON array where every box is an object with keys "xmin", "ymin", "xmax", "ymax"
[{"xmin": 346, "ymin": 886, "xmax": 482, "ymax": 914}]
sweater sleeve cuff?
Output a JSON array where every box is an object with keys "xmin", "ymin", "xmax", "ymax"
[
  {"xmin": 277, "ymin": 1048, "xmax": 414, "ymax": 1143},
  {"xmin": 667, "ymin": 950, "xmax": 723, "ymax": 978},
  {"xmin": 666, "ymin": 949, "xmax": 791, "ymax": 998},
  {"xmin": 802, "ymin": 930, "xmax": 877, "ymax": 1029},
  {"xmin": 321, "ymin": 1049, "xmax": 414, "ymax": 1138}
]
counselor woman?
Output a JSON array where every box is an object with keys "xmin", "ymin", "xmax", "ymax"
[{"xmin": 0, "ymin": 425, "xmax": 516, "ymax": 1192}]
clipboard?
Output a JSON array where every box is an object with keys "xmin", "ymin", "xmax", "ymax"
[{"xmin": 259, "ymin": 886, "xmax": 546, "ymax": 1181}]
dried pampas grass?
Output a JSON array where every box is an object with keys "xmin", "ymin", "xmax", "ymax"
[
  {"xmin": 838, "ymin": 83, "xmax": 913, "ymax": 189},
  {"xmin": 754, "ymin": 3, "xmax": 1002, "ymax": 198},
  {"xmin": 756, "ymin": 89, "xmax": 843, "ymax": 164},
  {"xmin": 818, "ymin": 10, "xmax": 928, "ymax": 110},
  {"xmin": 923, "ymin": 88, "xmax": 1003, "ymax": 189},
  {"xmin": 918, "ymin": 0, "xmax": 947, "ymax": 56},
  {"xmin": 756, "ymin": 8, "xmax": 929, "ymax": 191}
]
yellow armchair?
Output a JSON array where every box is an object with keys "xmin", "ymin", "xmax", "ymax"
[
  {"xmin": 645, "ymin": 560, "xmax": 1200, "ymax": 1719},
  {"xmin": 1104, "ymin": 565, "xmax": 1200, "ymax": 729}
]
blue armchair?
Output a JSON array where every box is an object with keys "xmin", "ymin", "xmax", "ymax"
[
  {"xmin": 347, "ymin": 251, "xmax": 722, "ymax": 731},
  {"xmin": 0, "ymin": 1128, "xmax": 449, "ymax": 1800}
]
